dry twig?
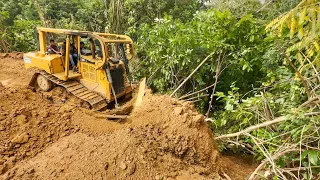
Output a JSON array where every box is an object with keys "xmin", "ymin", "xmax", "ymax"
[
  {"xmin": 248, "ymin": 149, "xmax": 301, "ymax": 180},
  {"xmin": 170, "ymin": 52, "xmax": 215, "ymax": 97},
  {"xmin": 215, "ymin": 112, "xmax": 320, "ymax": 140},
  {"xmin": 206, "ymin": 52, "xmax": 226, "ymax": 117},
  {"xmin": 299, "ymin": 96, "xmax": 320, "ymax": 108},
  {"xmin": 178, "ymin": 82, "xmax": 219, "ymax": 100}
]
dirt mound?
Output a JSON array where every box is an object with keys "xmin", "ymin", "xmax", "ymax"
[
  {"xmin": 0, "ymin": 87, "xmax": 79, "ymax": 176},
  {"xmin": 0, "ymin": 53, "xmax": 36, "ymax": 88},
  {"xmin": 0, "ymin": 54, "xmax": 256, "ymax": 179},
  {"xmin": 1, "ymin": 90, "xmax": 221, "ymax": 179},
  {"xmin": 0, "ymin": 53, "xmax": 23, "ymax": 60},
  {"xmin": 129, "ymin": 94, "xmax": 219, "ymax": 166}
]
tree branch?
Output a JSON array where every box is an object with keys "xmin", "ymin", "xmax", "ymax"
[
  {"xmin": 33, "ymin": 0, "xmax": 47, "ymax": 27},
  {"xmin": 248, "ymin": 149, "xmax": 301, "ymax": 180},
  {"xmin": 170, "ymin": 52, "xmax": 215, "ymax": 97},
  {"xmin": 215, "ymin": 112, "xmax": 320, "ymax": 140},
  {"xmin": 299, "ymin": 96, "xmax": 320, "ymax": 108},
  {"xmin": 184, "ymin": 94, "xmax": 209, "ymax": 101},
  {"xmin": 205, "ymin": 52, "xmax": 226, "ymax": 117},
  {"xmin": 178, "ymin": 82, "xmax": 219, "ymax": 100},
  {"xmin": 276, "ymin": 39, "xmax": 311, "ymax": 98}
]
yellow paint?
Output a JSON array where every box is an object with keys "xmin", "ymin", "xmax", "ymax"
[
  {"xmin": 24, "ymin": 52, "xmax": 64, "ymax": 74},
  {"xmin": 38, "ymin": 31, "xmax": 46, "ymax": 53},
  {"xmin": 64, "ymin": 35, "xmax": 70, "ymax": 79},
  {"xmin": 53, "ymin": 72, "xmax": 81, "ymax": 80},
  {"xmin": 24, "ymin": 27, "xmax": 135, "ymax": 103}
]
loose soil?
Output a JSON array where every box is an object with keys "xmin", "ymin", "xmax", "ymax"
[{"xmin": 0, "ymin": 53, "xmax": 257, "ymax": 180}]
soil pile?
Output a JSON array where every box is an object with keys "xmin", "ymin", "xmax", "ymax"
[
  {"xmin": 1, "ymin": 91, "xmax": 221, "ymax": 179},
  {"xmin": 0, "ymin": 53, "xmax": 34, "ymax": 88},
  {"xmin": 0, "ymin": 87, "xmax": 79, "ymax": 176},
  {"xmin": 0, "ymin": 54, "xmax": 256, "ymax": 179}
]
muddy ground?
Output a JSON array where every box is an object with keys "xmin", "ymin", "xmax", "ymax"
[{"xmin": 0, "ymin": 53, "xmax": 257, "ymax": 180}]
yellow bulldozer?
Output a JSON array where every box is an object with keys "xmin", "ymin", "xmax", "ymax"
[{"xmin": 24, "ymin": 27, "xmax": 142, "ymax": 110}]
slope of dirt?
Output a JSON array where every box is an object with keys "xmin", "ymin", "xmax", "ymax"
[
  {"xmin": 0, "ymin": 54, "xmax": 256, "ymax": 179},
  {"xmin": 0, "ymin": 53, "xmax": 34, "ymax": 87},
  {"xmin": 0, "ymin": 87, "xmax": 79, "ymax": 173}
]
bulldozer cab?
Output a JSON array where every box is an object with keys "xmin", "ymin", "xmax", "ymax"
[{"xmin": 24, "ymin": 27, "xmax": 135, "ymax": 106}]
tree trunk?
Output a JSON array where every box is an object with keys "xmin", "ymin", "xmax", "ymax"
[{"xmin": 33, "ymin": 0, "xmax": 47, "ymax": 27}]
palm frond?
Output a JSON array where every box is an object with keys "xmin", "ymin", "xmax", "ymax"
[
  {"xmin": 290, "ymin": 16, "xmax": 297, "ymax": 39},
  {"xmin": 267, "ymin": 0, "xmax": 320, "ymax": 75},
  {"xmin": 298, "ymin": 8, "xmax": 307, "ymax": 39}
]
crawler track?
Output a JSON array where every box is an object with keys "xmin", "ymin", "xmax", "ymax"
[{"xmin": 29, "ymin": 71, "xmax": 107, "ymax": 110}]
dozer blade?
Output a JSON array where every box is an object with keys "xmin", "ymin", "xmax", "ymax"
[
  {"xmin": 135, "ymin": 77, "xmax": 146, "ymax": 107},
  {"xmin": 31, "ymin": 71, "xmax": 107, "ymax": 110}
]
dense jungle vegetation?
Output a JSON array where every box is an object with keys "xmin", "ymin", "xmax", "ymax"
[{"xmin": 0, "ymin": 0, "xmax": 319, "ymax": 179}]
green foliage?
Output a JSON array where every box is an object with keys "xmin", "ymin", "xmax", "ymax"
[
  {"xmin": 0, "ymin": 7, "xmax": 40, "ymax": 52},
  {"xmin": 0, "ymin": 0, "xmax": 39, "ymax": 24},
  {"xmin": 135, "ymin": 10, "xmax": 267, "ymax": 98},
  {"xmin": 213, "ymin": 74, "xmax": 319, "ymax": 178},
  {"xmin": 1, "ymin": 0, "xmax": 204, "ymax": 51},
  {"xmin": 0, "ymin": 10, "xmax": 10, "ymax": 52},
  {"xmin": 10, "ymin": 20, "xmax": 41, "ymax": 52},
  {"xmin": 258, "ymin": 0, "xmax": 301, "ymax": 20},
  {"xmin": 209, "ymin": 0, "xmax": 301, "ymax": 21},
  {"xmin": 125, "ymin": 0, "xmax": 203, "ymax": 26},
  {"xmin": 214, "ymin": 67, "xmax": 305, "ymax": 134},
  {"xmin": 208, "ymin": 0, "xmax": 262, "ymax": 18},
  {"xmin": 267, "ymin": 0, "xmax": 320, "ymax": 77},
  {"xmin": 125, "ymin": 0, "xmax": 204, "ymax": 39},
  {"xmin": 35, "ymin": 0, "xmax": 109, "ymax": 31},
  {"xmin": 38, "ymin": 0, "xmax": 80, "ymax": 20},
  {"xmin": 1, "ymin": 0, "xmax": 319, "ymax": 178},
  {"xmin": 75, "ymin": 0, "xmax": 108, "ymax": 32}
]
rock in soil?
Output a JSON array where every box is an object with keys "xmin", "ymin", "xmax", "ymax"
[{"xmin": 11, "ymin": 133, "xmax": 29, "ymax": 144}]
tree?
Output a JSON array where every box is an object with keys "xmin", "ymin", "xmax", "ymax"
[
  {"xmin": 267, "ymin": 0, "xmax": 320, "ymax": 98},
  {"xmin": 135, "ymin": 10, "xmax": 267, "ymax": 107},
  {"xmin": 208, "ymin": 0, "xmax": 301, "ymax": 20},
  {"xmin": 108, "ymin": 0, "xmax": 126, "ymax": 33},
  {"xmin": 75, "ymin": 0, "xmax": 109, "ymax": 32},
  {"xmin": 0, "ymin": 11, "xmax": 10, "ymax": 52},
  {"xmin": 212, "ymin": 1, "xmax": 320, "ymax": 178},
  {"xmin": 207, "ymin": 0, "xmax": 262, "ymax": 17},
  {"xmin": 125, "ymin": 0, "xmax": 203, "ymax": 26}
]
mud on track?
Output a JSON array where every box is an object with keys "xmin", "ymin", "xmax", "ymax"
[{"xmin": 0, "ymin": 53, "xmax": 256, "ymax": 179}]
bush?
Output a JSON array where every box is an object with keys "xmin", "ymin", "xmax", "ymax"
[{"xmin": 135, "ymin": 10, "xmax": 267, "ymax": 100}]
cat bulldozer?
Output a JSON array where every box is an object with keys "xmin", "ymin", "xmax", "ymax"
[{"xmin": 24, "ymin": 27, "xmax": 142, "ymax": 110}]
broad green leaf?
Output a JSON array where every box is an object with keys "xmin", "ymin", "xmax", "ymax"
[
  {"xmin": 309, "ymin": 150, "xmax": 319, "ymax": 165},
  {"xmin": 225, "ymin": 103, "xmax": 233, "ymax": 111}
]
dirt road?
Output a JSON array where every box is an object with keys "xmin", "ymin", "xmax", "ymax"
[{"xmin": 0, "ymin": 54, "xmax": 256, "ymax": 179}]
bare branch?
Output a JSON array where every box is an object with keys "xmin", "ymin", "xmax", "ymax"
[
  {"xmin": 283, "ymin": 166, "xmax": 320, "ymax": 171},
  {"xmin": 300, "ymin": 51, "xmax": 320, "ymax": 84},
  {"xmin": 299, "ymin": 96, "xmax": 320, "ymax": 108},
  {"xmin": 276, "ymin": 39, "xmax": 311, "ymax": 98},
  {"xmin": 178, "ymin": 82, "xmax": 219, "ymax": 100},
  {"xmin": 248, "ymin": 149, "xmax": 301, "ymax": 180},
  {"xmin": 184, "ymin": 94, "xmax": 209, "ymax": 101},
  {"xmin": 170, "ymin": 52, "xmax": 215, "ymax": 97},
  {"xmin": 215, "ymin": 112, "xmax": 320, "ymax": 140},
  {"xmin": 205, "ymin": 52, "xmax": 226, "ymax": 117}
]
